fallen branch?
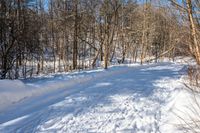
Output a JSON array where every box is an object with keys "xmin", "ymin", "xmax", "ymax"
[{"xmin": 146, "ymin": 46, "xmax": 175, "ymax": 62}]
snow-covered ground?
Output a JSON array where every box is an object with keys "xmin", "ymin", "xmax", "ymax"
[{"xmin": 0, "ymin": 61, "xmax": 193, "ymax": 133}]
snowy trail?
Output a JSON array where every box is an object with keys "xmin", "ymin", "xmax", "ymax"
[{"xmin": 0, "ymin": 62, "xmax": 185, "ymax": 133}]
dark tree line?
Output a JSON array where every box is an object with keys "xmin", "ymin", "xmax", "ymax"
[{"xmin": 0, "ymin": 0, "xmax": 198, "ymax": 79}]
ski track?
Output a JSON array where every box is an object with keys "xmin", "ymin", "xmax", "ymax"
[{"xmin": 0, "ymin": 63, "xmax": 185, "ymax": 133}]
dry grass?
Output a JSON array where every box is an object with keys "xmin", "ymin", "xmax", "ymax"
[{"xmin": 175, "ymin": 65, "xmax": 200, "ymax": 133}]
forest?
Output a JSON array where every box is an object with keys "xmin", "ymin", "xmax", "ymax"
[{"xmin": 0, "ymin": 0, "xmax": 199, "ymax": 79}]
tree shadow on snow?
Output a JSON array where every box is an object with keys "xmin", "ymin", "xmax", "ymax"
[{"xmin": 0, "ymin": 63, "xmax": 185, "ymax": 133}]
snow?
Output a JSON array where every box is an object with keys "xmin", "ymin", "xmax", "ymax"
[
  {"xmin": 0, "ymin": 61, "xmax": 194, "ymax": 133},
  {"xmin": 0, "ymin": 80, "xmax": 30, "ymax": 109}
]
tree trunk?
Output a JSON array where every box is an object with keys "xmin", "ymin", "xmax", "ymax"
[
  {"xmin": 73, "ymin": 0, "xmax": 78, "ymax": 70},
  {"xmin": 186, "ymin": 0, "xmax": 200, "ymax": 64}
]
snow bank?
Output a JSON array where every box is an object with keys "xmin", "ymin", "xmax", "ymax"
[
  {"xmin": 161, "ymin": 85, "xmax": 200, "ymax": 133},
  {"xmin": 0, "ymin": 64, "xmax": 140, "ymax": 112},
  {"xmin": 0, "ymin": 71, "xmax": 103, "ymax": 111},
  {"xmin": 0, "ymin": 80, "xmax": 31, "ymax": 110}
]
